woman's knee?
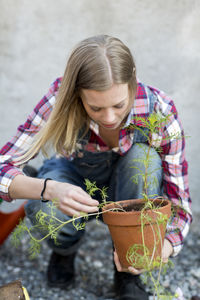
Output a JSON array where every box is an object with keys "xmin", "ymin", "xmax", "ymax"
[
  {"xmin": 110, "ymin": 143, "xmax": 163, "ymax": 200},
  {"xmin": 130, "ymin": 143, "xmax": 162, "ymax": 179},
  {"xmin": 116, "ymin": 143, "xmax": 161, "ymax": 172}
]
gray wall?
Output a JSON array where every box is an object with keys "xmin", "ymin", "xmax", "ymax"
[{"xmin": 0, "ymin": 0, "xmax": 199, "ymax": 216}]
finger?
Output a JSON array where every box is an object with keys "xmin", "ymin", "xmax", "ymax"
[
  {"xmin": 69, "ymin": 188, "xmax": 99, "ymax": 207},
  {"xmin": 161, "ymin": 257, "xmax": 168, "ymax": 264},
  {"xmin": 114, "ymin": 251, "xmax": 123, "ymax": 272},
  {"xmin": 128, "ymin": 266, "xmax": 145, "ymax": 274},
  {"xmin": 59, "ymin": 205, "xmax": 83, "ymax": 217},
  {"xmin": 67, "ymin": 198, "xmax": 99, "ymax": 213},
  {"xmin": 114, "ymin": 251, "xmax": 132, "ymax": 273},
  {"xmin": 114, "ymin": 249, "xmax": 145, "ymax": 275},
  {"xmin": 59, "ymin": 202, "xmax": 96, "ymax": 217},
  {"xmin": 161, "ymin": 239, "xmax": 173, "ymax": 259},
  {"xmin": 60, "ymin": 198, "xmax": 99, "ymax": 215},
  {"xmin": 72, "ymin": 185, "xmax": 96, "ymax": 198}
]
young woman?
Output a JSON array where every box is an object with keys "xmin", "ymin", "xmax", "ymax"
[{"xmin": 0, "ymin": 35, "xmax": 192, "ymax": 299}]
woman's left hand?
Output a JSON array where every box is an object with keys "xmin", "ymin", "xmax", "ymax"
[
  {"xmin": 113, "ymin": 250, "xmax": 145, "ymax": 274},
  {"xmin": 161, "ymin": 238, "xmax": 173, "ymax": 263},
  {"xmin": 113, "ymin": 238, "xmax": 173, "ymax": 275}
]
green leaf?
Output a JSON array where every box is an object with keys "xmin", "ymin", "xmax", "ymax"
[{"xmin": 29, "ymin": 239, "xmax": 41, "ymax": 259}]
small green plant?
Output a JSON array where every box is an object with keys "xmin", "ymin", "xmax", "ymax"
[
  {"xmin": 11, "ymin": 179, "xmax": 176, "ymax": 299},
  {"xmin": 11, "ymin": 179, "xmax": 122, "ymax": 258},
  {"xmin": 121, "ymin": 112, "xmax": 183, "ymax": 299}
]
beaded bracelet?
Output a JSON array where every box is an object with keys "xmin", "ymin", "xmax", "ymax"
[{"xmin": 40, "ymin": 178, "xmax": 52, "ymax": 202}]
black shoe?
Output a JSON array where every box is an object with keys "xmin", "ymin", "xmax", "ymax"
[
  {"xmin": 114, "ymin": 269, "xmax": 149, "ymax": 300},
  {"xmin": 47, "ymin": 251, "xmax": 75, "ymax": 289}
]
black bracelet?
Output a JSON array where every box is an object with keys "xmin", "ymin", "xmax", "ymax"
[{"xmin": 41, "ymin": 178, "xmax": 52, "ymax": 202}]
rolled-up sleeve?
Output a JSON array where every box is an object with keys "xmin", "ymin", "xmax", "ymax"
[
  {"xmin": 0, "ymin": 78, "xmax": 61, "ymax": 201},
  {"xmin": 154, "ymin": 91, "xmax": 192, "ymax": 256}
]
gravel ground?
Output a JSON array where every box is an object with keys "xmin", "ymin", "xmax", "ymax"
[{"xmin": 0, "ymin": 217, "xmax": 199, "ymax": 300}]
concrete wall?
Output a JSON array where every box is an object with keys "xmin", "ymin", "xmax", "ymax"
[{"xmin": 0, "ymin": 0, "xmax": 199, "ymax": 214}]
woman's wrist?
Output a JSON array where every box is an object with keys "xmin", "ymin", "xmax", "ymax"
[{"xmin": 43, "ymin": 179, "xmax": 56, "ymax": 201}]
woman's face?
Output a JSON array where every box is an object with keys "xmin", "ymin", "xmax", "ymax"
[{"xmin": 81, "ymin": 83, "xmax": 132, "ymax": 130}]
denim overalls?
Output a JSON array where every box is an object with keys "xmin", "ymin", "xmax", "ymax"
[{"xmin": 25, "ymin": 89, "xmax": 163, "ymax": 255}]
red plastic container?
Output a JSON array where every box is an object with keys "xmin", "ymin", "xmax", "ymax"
[{"xmin": 0, "ymin": 202, "xmax": 26, "ymax": 245}]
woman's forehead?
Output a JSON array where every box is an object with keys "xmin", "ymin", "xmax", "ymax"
[{"xmin": 81, "ymin": 83, "xmax": 129, "ymax": 106}]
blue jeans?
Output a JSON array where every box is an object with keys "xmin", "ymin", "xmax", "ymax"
[{"xmin": 25, "ymin": 143, "xmax": 162, "ymax": 255}]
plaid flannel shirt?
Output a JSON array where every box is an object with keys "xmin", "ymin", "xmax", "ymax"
[{"xmin": 0, "ymin": 77, "xmax": 192, "ymax": 256}]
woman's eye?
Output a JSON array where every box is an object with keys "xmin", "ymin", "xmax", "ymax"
[
  {"xmin": 91, "ymin": 107, "xmax": 101, "ymax": 112},
  {"xmin": 114, "ymin": 103, "xmax": 124, "ymax": 109},
  {"xmin": 90, "ymin": 102, "xmax": 124, "ymax": 111}
]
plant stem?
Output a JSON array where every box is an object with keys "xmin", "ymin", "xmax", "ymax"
[{"xmin": 28, "ymin": 207, "xmax": 123, "ymax": 244}]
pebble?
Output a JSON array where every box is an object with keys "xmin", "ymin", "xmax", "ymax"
[
  {"xmin": 0, "ymin": 218, "xmax": 199, "ymax": 300},
  {"xmin": 93, "ymin": 260, "xmax": 103, "ymax": 268},
  {"xmin": 190, "ymin": 269, "xmax": 200, "ymax": 279}
]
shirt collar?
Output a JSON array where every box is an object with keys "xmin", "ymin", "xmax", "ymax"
[
  {"xmin": 121, "ymin": 106, "xmax": 135, "ymax": 129},
  {"xmin": 89, "ymin": 120, "xmax": 99, "ymax": 135}
]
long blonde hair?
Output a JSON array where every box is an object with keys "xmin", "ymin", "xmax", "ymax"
[{"xmin": 16, "ymin": 35, "xmax": 137, "ymax": 164}]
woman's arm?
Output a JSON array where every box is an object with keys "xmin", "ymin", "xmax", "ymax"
[
  {"xmin": 9, "ymin": 175, "xmax": 45, "ymax": 200},
  {"xmin": 0, "ymin": 78, "xmax": 61, "ymax": 202},
  {"xmin": 9, "ymin": 174, "xmax": 99, "ymax": 216},
  {"xmin": 153, "ymin": 92, "xmax": 192, "ymax": 257}
]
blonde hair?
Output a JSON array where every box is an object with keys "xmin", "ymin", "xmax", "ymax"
[{"xmin": 16, "ymin": 35, "xmax": 137, "ymax": 164}]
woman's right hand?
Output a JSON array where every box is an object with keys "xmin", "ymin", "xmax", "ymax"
[{"xmin": 44, "ymin": 180, "xmax": 99, "ymax": 216}]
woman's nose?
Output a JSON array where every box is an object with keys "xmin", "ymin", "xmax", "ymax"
[{"xmin": 102, "ymin": 109, "xmax": 115, "ymax": 123}]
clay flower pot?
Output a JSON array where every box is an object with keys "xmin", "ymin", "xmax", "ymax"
[{"xmin": 102, "ymin": 198, "xmax": 171, "ymax": 269}]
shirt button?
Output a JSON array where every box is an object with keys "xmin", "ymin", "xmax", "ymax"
[{"xmin": 78, "ymin": 152, "xmax": 84, "ymax": 158}]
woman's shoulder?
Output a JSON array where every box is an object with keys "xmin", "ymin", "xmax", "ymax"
[
  {"xmin": 49, "ymin": 77, "xmax": 63, "ymax": 94},
  {"xmin": 136, "ymin": 80, "xmax": 177, "ymax": 116}
]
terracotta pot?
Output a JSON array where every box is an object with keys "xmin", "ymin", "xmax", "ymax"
[{"xmin": 102, "ymin": 198, "xmax": 171, "ymax": 269}]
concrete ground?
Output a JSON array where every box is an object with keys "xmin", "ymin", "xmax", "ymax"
[{"xmin": 0, "ymin": 0, "xmax": 199, "ymax": 221}]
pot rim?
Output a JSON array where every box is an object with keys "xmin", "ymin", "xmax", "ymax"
[
  {"xmin": 102, "ymin": 197, "xmax": 170, "ymax": 214},
  {"xmin": 102, "ymin": 197, "xmax": 171, "ymax": 226}
]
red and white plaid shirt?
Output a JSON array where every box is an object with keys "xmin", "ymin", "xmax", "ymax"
[{"xmin": 0, "ymin": 77, "xmax": 192, "ymax": 256}]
